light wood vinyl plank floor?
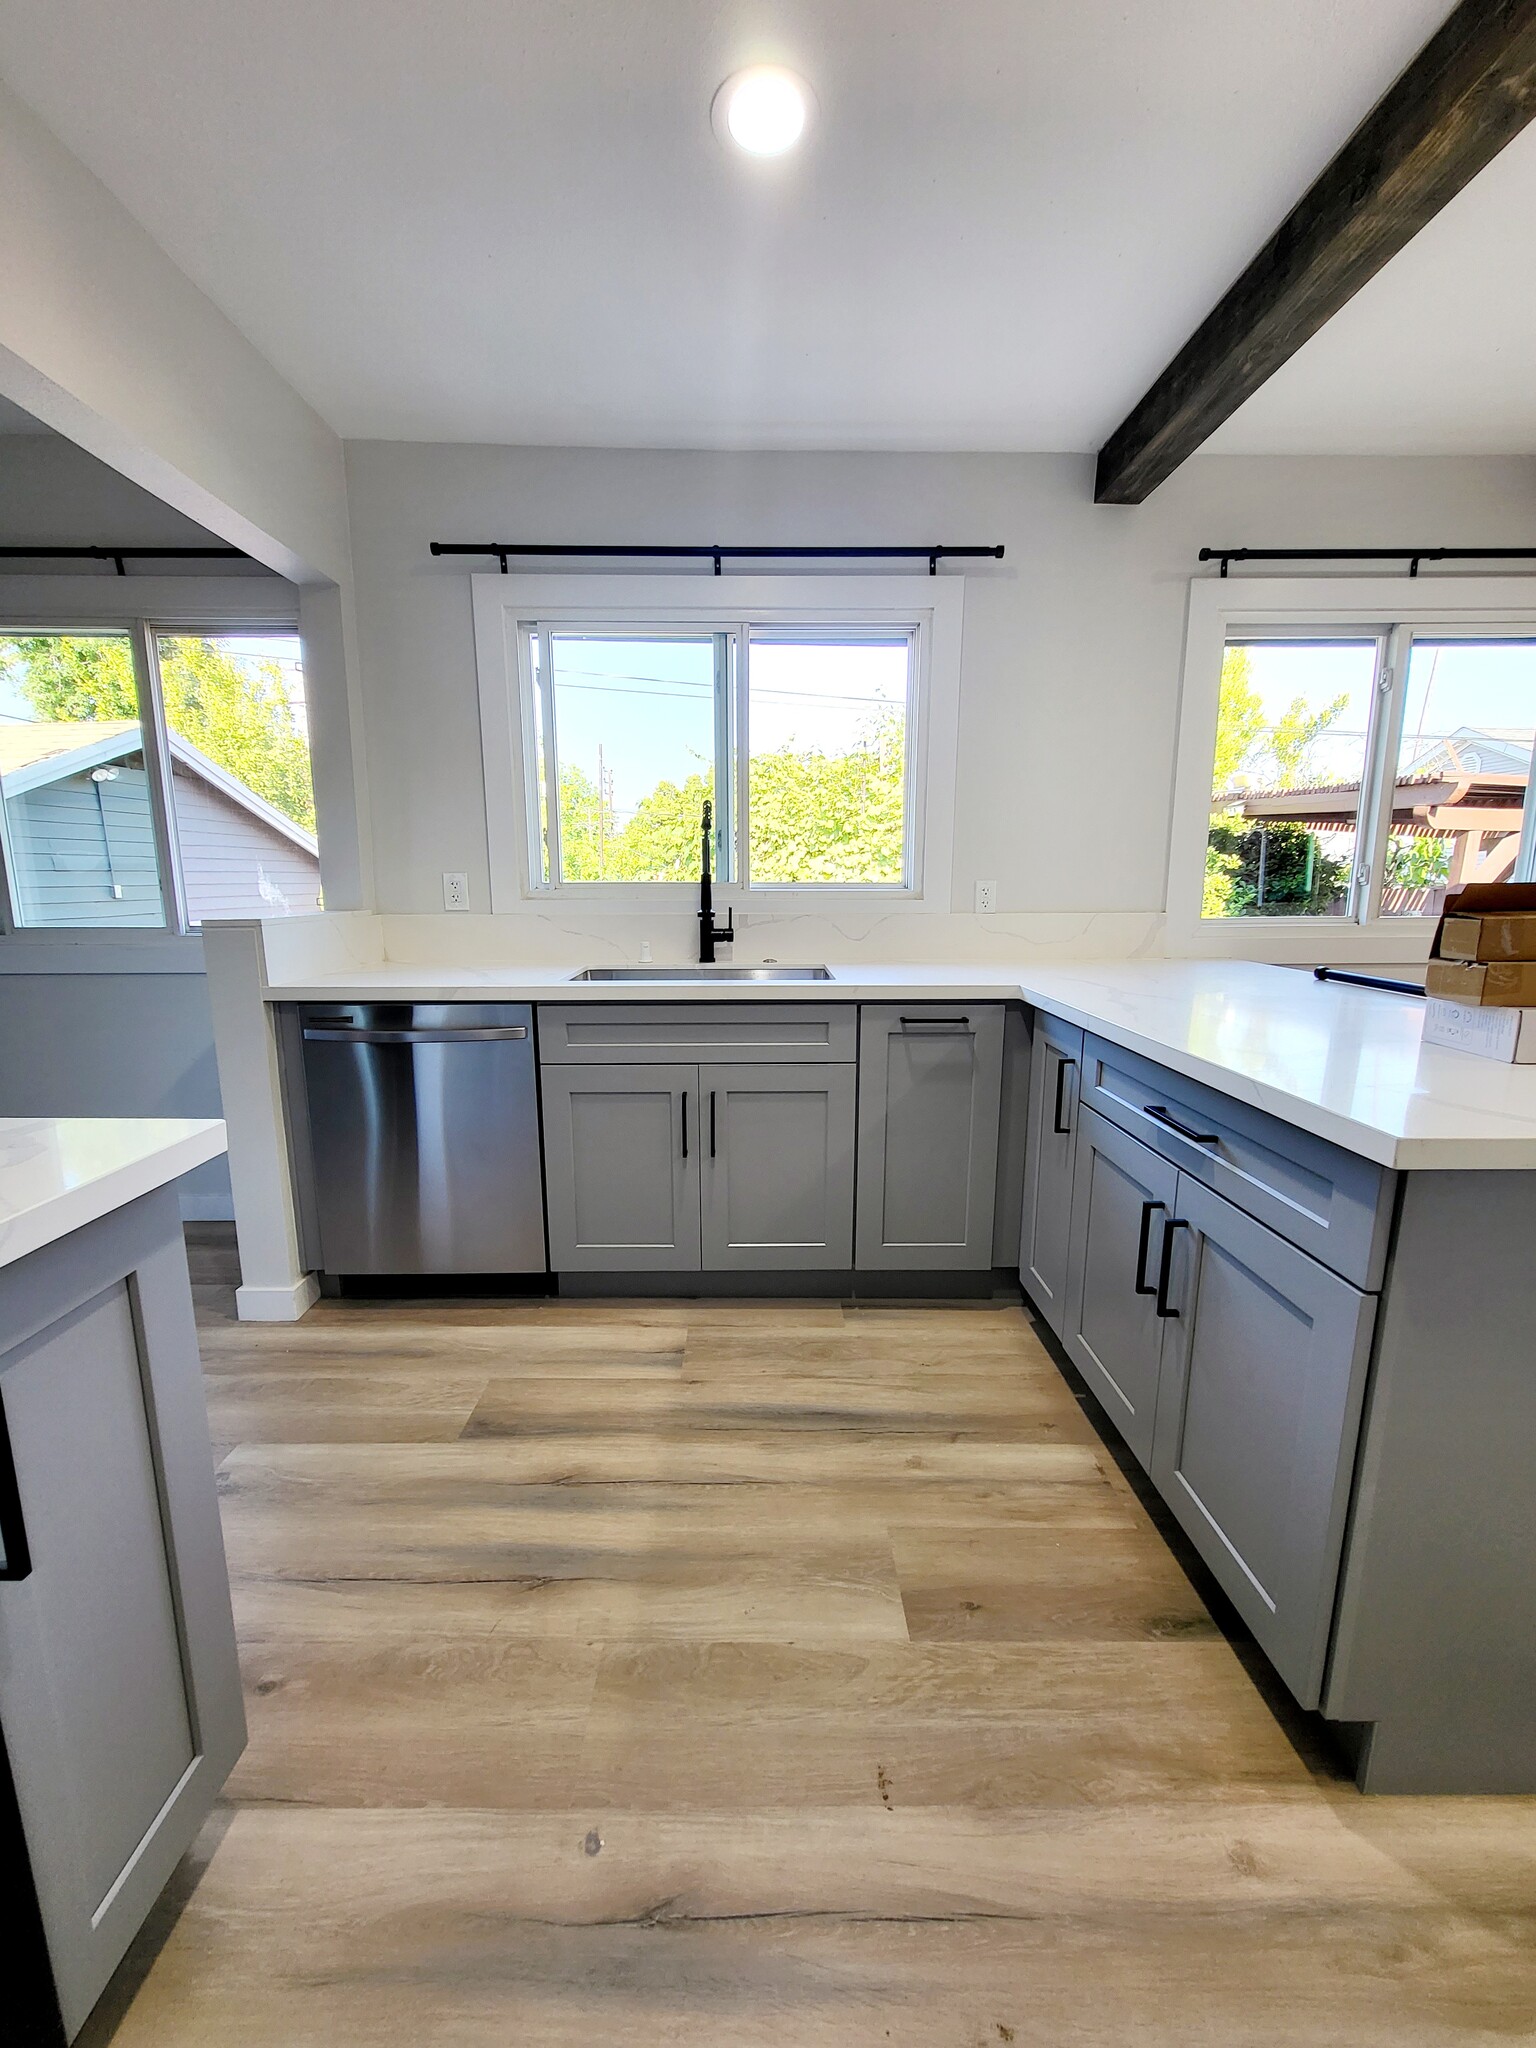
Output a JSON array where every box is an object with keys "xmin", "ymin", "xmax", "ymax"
[{"xmin": 88, "ymin": 1243, "xmax": 1536, "ymax": 2047}]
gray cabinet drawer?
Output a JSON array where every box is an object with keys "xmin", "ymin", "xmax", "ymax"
[
  {"xmin": 1080, "ymin": 1034, "xmax": 1393, "ymax": 1288},
  {"xmin": 538, "ymin": 1003, "xmax": 856, "ymax": 1064}
]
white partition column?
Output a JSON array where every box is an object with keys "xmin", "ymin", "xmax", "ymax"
[{"xmin": 201, "ymin": 920, "xmax": 319, "ymax": 1322}]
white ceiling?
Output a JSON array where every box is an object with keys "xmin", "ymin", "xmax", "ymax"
[{"xmin": 1, "ymin": 0, "xmax": 1521, "ymax": 455}]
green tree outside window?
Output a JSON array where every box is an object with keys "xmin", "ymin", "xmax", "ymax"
[{"xmin": 0, "ymin": 633, "xmax": 315, "ymax": 834}]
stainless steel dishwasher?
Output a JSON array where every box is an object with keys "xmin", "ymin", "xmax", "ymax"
[{"xmin": 299, "ymin": 1002, "xmax": 546, "ymax": 1275}]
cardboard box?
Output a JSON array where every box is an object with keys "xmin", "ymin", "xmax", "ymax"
[
  {"xmin": 1439, "ymin": 912, "xmax": 1536, "ymax": 962},
  {"xmin": 1425, "ymin": 958, "xmax": 1536, "ymax": 1005},
  {"xmin": 1422, "ymin": 998, "xmax": 1536, "ymax": 1063},
  {"xmin": 1430, "ymin": 883, "xmax": 1536, "ymax": 968}
]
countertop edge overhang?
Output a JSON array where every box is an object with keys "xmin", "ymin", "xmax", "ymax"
[
  {"xmin": 0, "ymin": 1118, "xmax": 228, "ymax": 1273},
  {"xmin": 255, "ymin": 961, "xmax": 1536, "ymax": 1172}
]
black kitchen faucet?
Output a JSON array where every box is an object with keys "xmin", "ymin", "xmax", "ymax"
[{"xmin": 698, "ymin": 800, "xmax": 734, "ymax": 963}]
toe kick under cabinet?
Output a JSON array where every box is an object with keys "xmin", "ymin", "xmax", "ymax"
[{"xmin": 1021, "ymin": 1012, "xmax": 1536, "ymax": 1793}]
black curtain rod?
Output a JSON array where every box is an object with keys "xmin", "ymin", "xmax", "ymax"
[
  {"xmin": 1200, "ymin": 546, "xmax": 1536, "ymax": 580},
  {"xmin": 0, "ymin": 544, "xmax": 256, "ymax": 577},
  {"xmin": 429, "ymin": 542, "xmax": 1004, "ymax": 577}
]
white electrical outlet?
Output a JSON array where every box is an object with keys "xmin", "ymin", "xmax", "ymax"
[
  {"xmin": 443, "ymin": 871, "xmax": 470, "ymax": 911},
  {"xmin": 975, "ymin": 879, "xmax": 998, "ymax": 914}
]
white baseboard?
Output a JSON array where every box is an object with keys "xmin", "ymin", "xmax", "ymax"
[
  {"xmin": 235, "ymin": 1273, "xmax": 321, "ymax": 1323},
  {"xmin": 179, "ymin": 1192, "xmax": 236, "ymax": 1223}
]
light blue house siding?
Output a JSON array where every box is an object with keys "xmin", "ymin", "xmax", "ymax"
[
  {"xmin": 8, "ymin": 755, "xmax": 163, "ymax": 925},
  {"xmin": 4, "ymin": 745, "xmax": 321, "ymax": 927}
]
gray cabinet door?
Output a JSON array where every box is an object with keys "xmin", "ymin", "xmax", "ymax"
[
  {"xmin": 855, "ymin": 1005, "xmax": 1005, "ymax": 1269},
  {"xmin": 1150, "ymin": 1176, "xmax": 1376, "ymax": 1708},
  {"xmin": 541, "ymin": 1063, "xmax": 700, "ymax": 1270},
  {"xmin": 1019, "ymin": 1012, "xmax": 1084, "ymax": 1335},
  {"xmin": 701, "ymin": 1063, "xmax": 856, "ymax": 1270},
  {"xmin": 0, "ymin": 1192, "xmax": 244, "ymax": 2039},
  {"xmin": 1063, "ymin": 1106, "xmax": 1178, "ymax": 1469}
]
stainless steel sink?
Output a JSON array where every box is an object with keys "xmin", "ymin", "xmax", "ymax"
[{"xmin": 569, "ymin": 965, "xmax": 832, "ymax": 982}]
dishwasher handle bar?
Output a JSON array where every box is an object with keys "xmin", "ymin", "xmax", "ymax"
[{"xmin": 302, "ymin": 1025, "xmax": 529, "ymax": 1044}]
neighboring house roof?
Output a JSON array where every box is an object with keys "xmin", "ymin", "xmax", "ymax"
[
  {"xmin": 0, "ymin": 718, "xmax": 140, "ymax": 784},
  {"xmin": 0, "ymin": 718, "xmax": 318, "ymax": 855},
  {"xmin": 1402, "ymin": 725, "xmax": 1536, "ymax": 778}
]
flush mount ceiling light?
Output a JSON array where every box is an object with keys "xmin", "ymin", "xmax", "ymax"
[{"xmin": 712, "ymin": 66, "xmax": 814, "ymax": 157}]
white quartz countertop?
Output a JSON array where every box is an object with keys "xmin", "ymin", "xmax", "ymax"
[
  {"xmin": 0, "ymin": 1118, "xmax": 227, "ymax": 1273},
  {"xmin": 1008, "ymin": 961, "xmax": 1536, "ymax": 1173},
  {"xmin": 260, "ymin": 958, "xmax": 1536, "ymax": 1171}
]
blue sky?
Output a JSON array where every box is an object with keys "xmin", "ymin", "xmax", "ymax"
[{"xmin": 1240, "ymin": 638, "xmax": 1536, "ymax": 787}]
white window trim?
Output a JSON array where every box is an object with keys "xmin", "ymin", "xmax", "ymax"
[
  {"xmin": 1167, "ymin": 575, "xmax": 1536, "ymax": 962},
  {"xmin": 471, "ymin": 573, "xmax": 963, "ymax": 913},
  {"xmin": 0, "ymin": 576, "xmax": 301, "ymax": 967}
]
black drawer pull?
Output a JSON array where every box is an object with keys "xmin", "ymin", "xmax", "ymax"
[
  {"xmin": 1134, "ymin": 1200, "xmax": 1165, "ymax": 1295},
  {"xmin": 898, "ymin": 1015, "xmax": 971, "ymax": 1028},
  {"xmin": 0, "ymin": 1389, "xmax": 32, "ymax": 1582},
  {"xmin": 1145, "ymin": 1103, "xmax": 1220, "ymax": 1148},
  {"xmin": 1155, "ymin": 1217, "xmax": 1191, "ymax": 1318},
  {"xmin": 710, "ymin": 1089, "xmax": 717, "ymax": 1158},
  {"xmin": 1052, "ymin": 1054, "xmax": 1075, "ymax": 1135},
  {"xmin": 681, "ymin": 1090, "xmax": 689, "ymax": 1159}
]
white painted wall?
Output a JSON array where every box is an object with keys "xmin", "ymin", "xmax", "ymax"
[
  {"xmin": 0, "ymin": 75, "xmax": 348, "ymax": 587},
  {"xmin": 0, "ymin": 77, "xmax": 372, "ymax": 911},
  {"xmin": 344, "ymin": 442, "xmax": 1536, "ymax": 939}
]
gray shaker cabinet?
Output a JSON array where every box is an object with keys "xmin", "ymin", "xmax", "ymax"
[
  {"xmin": 1019, "ymin": 1012, "xmax": 1084, "ymax": 1334},
  {"xmin": 855, "ymin": 1004, "xmax": 1005, "ymax": 1269},
  {"xmin": 1149, "ymin": 1174, "xmax": 1376, "ymax": 1708},
  {"xmin": 701, "ymin": 1064, "xmax": 856, "ymax": 1270},
  {"xmin": 540, "ymin": 1057, "xmax": 857, "ymax": 1273},
  {"xmin": 0, "ymin": 1189, "xmax": 245, "ymax": 2040},
  {"xmin": 541, "ymin": 1063, "xmax": 701, "ymax": 1271},
  {"xmin": 1063, "ymin": 1105, "xmax": 1179, "ymax": 1469}
]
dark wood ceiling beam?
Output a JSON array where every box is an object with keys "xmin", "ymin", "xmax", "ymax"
[{"xmin": 1095, "ymin": 0, "xmax": 1536, "ymax": 504}]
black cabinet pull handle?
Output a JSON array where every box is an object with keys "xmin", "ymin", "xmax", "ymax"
[
  {"xmin": 1145, "ymin": 1103, "xmax": 1220, "ymax": 1148},
  {"xmin": 1052, "ymin": 1054, "xmax": 1075, "ymax": 1135},
  {"xmin": 898, "ymin": 1015, "xmax": 970, "ymax": 1028},
  {"xmin": 0, "ymin": 1389, "xmax": 32, "ymax": 1582},
  {"xmin": 1134, "ymin": 1200, "xmax": 1165, "ymax": 1295},
  {"xmin": 681, "ymin": 1090, "xmax": 689, "ymax": 1159},
  {"xmin": 1155, "ymin": 1217, "xmax": 1191, "ymax": 1318},
  {"xmin": 709, "ymin": 1089, "xmax": 717, "ymax": 1158}
]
